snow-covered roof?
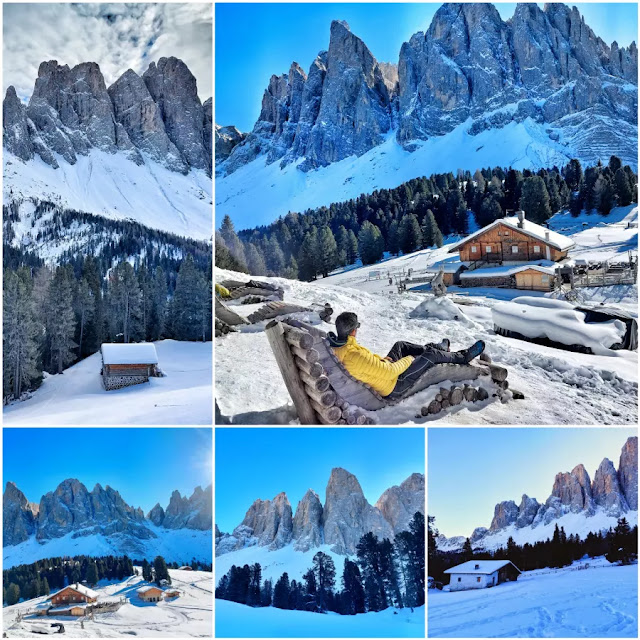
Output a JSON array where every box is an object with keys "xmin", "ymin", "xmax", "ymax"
[
  {"xmin": 49, "ymin": 603, "xmax": 89, "ymax": 612},
  {"xmin": 50, "ymin": 584, "xmax": 99, "ymax": 600},
  {"xmin": 444, "ymin": 560, "xmax": 521, "ymax": 575},
  {"xmin": 460, "ymin": 264, "xmax": 556, "ymax": 279},
  {"xmin": 137, "ymin": 585, "xmax": 164, "ymax": 594},
  {"xmin": 425, "ymin": 259, "xmax": 469, "ymax": 274},
  {"xmin": 448, "ymin": 216, "xmax": 575, "ymax": 253},
  {"xmin": 101, "ymin": 343, "xmax": 159, "ymax": 365}
]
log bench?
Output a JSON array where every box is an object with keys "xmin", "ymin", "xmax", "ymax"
[{"xmin": 265, "ymin": 318, "xmax": 510, "ymax": 424}]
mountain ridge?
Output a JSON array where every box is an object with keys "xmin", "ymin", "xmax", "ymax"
[
  {"xmin": 216, "ymin": 468, "xmax": 424, "ymax": 557},
  {"xmin": 438, "ymin": 436, "xmax": 637, "ymax": 551}
]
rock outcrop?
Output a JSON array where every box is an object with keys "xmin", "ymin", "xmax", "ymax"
[
  {"xmin": 215, "ymin": 124, "xmax": 244, "ymax": 163},
  {"xmin": 323, "ymin": 467, "xmax": 394, "ymax": 554},
  {"xmin": 619, "ymin": 436, "xmax": 638, "ymax": 510},
  {"xmin": 515, "ymin": 495, "xmax": 541, "ymax": 529},
  {"xmin": 218, "ymin": 2, "xmax": 637, "ymax": 176},
  {"xmin": 293, "ymin": 489, "xmax": 324, "ymax": 551},
  {"xmin": 375, "ymin": 472, "xmax": 425, "ymax": 534},
  {"xmin": 4, "ymin": 57, "xmax": 211, "ymax": 176},
  {"xmin": 3, "ymin": 482, "xmax": 36, "ymax": 547},
  {"xmin": 489, "ymin": 500, "xmax": 519, "ymax": 531},
  {"xmin": 592, "ymin": 458, "xmax": 629, "ymax": 516},
  {"xmin": 3, "ymin": 479, "xmax": 211, "ymax": 548}
]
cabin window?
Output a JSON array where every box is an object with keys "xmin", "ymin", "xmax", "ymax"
[
  {"xmin": 533, "ymin": 245, "xmax": 540, "ymax": 253},
  {"xmin": 477, "ymin": 577, "xmax": 481, "ymax": 583},
  {"xmin": 474, "ymin": 564, "xmax": 480, "ymax": 570},
  {"xmin": 471, "ymin": 246, "xmax": 477, "ymax": 254},
  {"xmin": 486, "ymin": 246, "xmax": 492, "ymax": 253},
  {"xmin": 457, "ymin": 577, "xmax": 461, "ymax": 582},
  {"xmin": 511, "ymin": 245, "xmax": 518, "ymax": 253},
  {"xmin": 541, "ymin": 275, "xmax": 549, "ymax": 283},
  {"xmin": 504, "ymin": 230, "xmax": 510, "ymax": 235}
]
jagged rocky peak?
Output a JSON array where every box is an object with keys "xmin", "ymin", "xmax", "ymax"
[
  {"xmin": 293, "ymin": 489, "xmax": 324, "ymax": 551},
  {"xmin": 323, "ymin": 467, "xmax": 394, "ymax": 554},
  {"xmin": 3, "ymin": 482, "xmax": 36, "ymax": 547},
  {"xmin": 147, "ymin": 502, "xmax": 165, "ymax": 527},
  {"xmin": 375, "ymin": 473, "xmax": 425, "ymax": 534},
  {"xmin": 235, "ymin": 492, "xmax": 294, "ymax": 550},
  {"xmin": 618, "ymin": 436, "xmax": 638, "ymax": 510},
  {"xmin": 470, "ymin": 526, "xmax": 488, "ymax": 543},
  {"xmin": 550, "ymin": 464, "xmax": 595, "ymax": 514},
  {"xmin": 215, "ymin": 124, "xmax": 245, "ymax": 163},
  {"xmin": 489, "ymin": 500, "xmax": 519, "ymax": 531},
  {"xmin": 515, "ymin": 494, "xmax": 541, "ymax": 529},
  {"xmin": 142, "ymin": 56, "xmax": 211, "ymax": 174},
  {"xmin": 592, "ymin": 457, "xmax": 629, "ymax": 516},
  {"xmin": 3, "ymin": 86, "xmax": 34, "ymax": 163}
]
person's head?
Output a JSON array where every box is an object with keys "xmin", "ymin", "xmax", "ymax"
[{"xmin": 335, "ymin": 311, "xmax": 360, "ymax": 339}]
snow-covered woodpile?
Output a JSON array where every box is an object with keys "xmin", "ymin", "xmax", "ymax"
[{"xmin": 247, "ymin": 301, "xmax": 312, "ymax": 323}]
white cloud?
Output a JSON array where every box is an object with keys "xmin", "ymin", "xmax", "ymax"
[{"xmin": 3, "ymin": 3, "xmax": 212, "ymax": 102}]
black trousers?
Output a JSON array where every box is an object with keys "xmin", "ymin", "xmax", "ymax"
[{"xmin": 386, "ymin": 341, "xmax": 466, "ymax": 399}]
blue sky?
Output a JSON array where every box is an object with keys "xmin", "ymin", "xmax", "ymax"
[
  {"xmin": 428, "ymin": 427, "xmax": 637, "ymax": 539},
  {"xmin": 216, "ymin": 3, "xmax": 638, "ymax": 132},
  {"xmin": 215, "ymin": 427, "xmax": 424, "ymax": 532},
  {"xmin": 3, "ymin": 428, "xmax": 212, "ymax": 513}
]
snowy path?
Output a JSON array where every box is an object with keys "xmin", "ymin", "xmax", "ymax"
[
  {"xmin": 428, "ymin": 563, "xmax": 637, "ymax": 637},
  {"xmin": 4, "ymin": 340, "xmax": 212, "ymax": 425},
  {"xmin": 216, "ymin": 600, "xmax": 424, "ymax": 638}
]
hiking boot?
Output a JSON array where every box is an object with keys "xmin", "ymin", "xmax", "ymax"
[
  {"xmin": 434, "ymin": 339, "xmax": 450, "ymax": 352},
  {"xmin": 462, "ymin": 340, "xmax": 485, "ymax": 363}
]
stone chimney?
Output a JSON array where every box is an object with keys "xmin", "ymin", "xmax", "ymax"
[
  {"xmin": 516, "ymin": 210, "xmax": 525, "ymax": 229},
  {"xmin": 545, "ymin": 231, "xmax": 550, "ymax": 241}
]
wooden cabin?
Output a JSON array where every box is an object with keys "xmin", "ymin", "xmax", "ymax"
[
  {"xmin": 513, "ymin": 266, "xmax": 555, "ymax": 291},
  {"xmin": 444, "ymin": 560, "xmax": 521, "ymax": 591},
  {"xmin": 164, "ymin": 588, "xmax": 180, "ymax": 599},
  {"xmin": 449, "ymin": 211, "xmax": 574, "ymax": 264},
  {"xmin": 425, "ymin": 260, "xmax": 468, "ymax": 286},
  {"xmin": 137, "ymin": 586, "xmax": 164, "ymax": 602},
  {"xmin": 460, "ymin": 264, "xmax": 556, "ymax": 291},
  {"xmin": 50, "ymin": 584, "xmax": 98, "ymax": 606},
  {"xmin": 101, "ymin": 343, "xmax": 159, "ymax": 391}
]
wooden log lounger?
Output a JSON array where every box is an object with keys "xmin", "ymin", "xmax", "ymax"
[{"xmin": 265, "ymin": 318, "xmax": 509, "ymax": 425}]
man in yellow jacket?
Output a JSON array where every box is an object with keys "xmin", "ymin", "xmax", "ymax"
[{"xmin": 328, "ymin": 312, "xmax": 484, "ymax": 400}]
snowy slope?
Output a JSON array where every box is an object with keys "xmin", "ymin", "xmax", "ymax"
[
  {"xmin": 437, "ymin": 509, "xmax": 639, "ymax": 553},
  {"xmin": 218, "ymin": 118, "xmax": 607, "ymax": 230},
  {"xmin": 215, "ymin": 543, "xmax": 351, "ymax": 585},
  {"xmin": 3, "ymin": 525, "xmax": 212, "ymax": 570},
  {"xmin": 3, "ymin": 340, "xmax": 212, "ymax": 426},
  {"xmin": 3, "ymin": 569, "xmax": 212, "ymax": 638},
  {"xmin": 216, "ymin": 600, "xmax": 424, "ymax": 638},
  {"xmin": 5, "ymin": 150, "xmax": 212, "ymax": 240},
  {"xmin": 428, "ymin": 559, "xmax": 637, "ymax": 637}
]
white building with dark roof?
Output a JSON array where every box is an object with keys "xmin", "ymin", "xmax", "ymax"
[{"xmin": 444, "ymin": 560, "xmax": 521, "ymax": 591}]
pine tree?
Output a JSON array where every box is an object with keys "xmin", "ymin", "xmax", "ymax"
[
  {"xmin": 82, "ymin": 255, "xmax": 105, "ymax": 352},
  {"xmin": 346, "ymin": 230, "xmax": 359, "ymax": 264},
  {"xmin": 615, "ymin": 168, "xmax": 634, "ymax": 206},
  {"xmin": 340, "ymin": 559, "xmax": 365, "ymax": 614},
  {"xmin": 357, "ymin": 222, "xmax": 385, "ymax": 265},
  {"xmin": 219, "ymin": 215, "xmax": 246, "ymax": 267},
  {"xmin": 273, "ymin": 572, "xmax": 291, "ymax": 609},
  {"xmin": 302, "ymin": 568, "xmax": 318, "ymax": 611},
  {"xmin": 148, "ymin": 267, "xmax": 167, "ymax": 341},
  {"xmin": 565, "ymin": 159, "xmax": 583, "ymax": 192},
  {"xmin": 356, "ymin": 532, "xmax": 386, "ymax": 611},
  {"xmin": 399, "ymin": 214, "xmax": 422, "ymax": 254},
  {"xmin": 387, "ymin": 220, "xmax": 400, "ymax": 255},
  {"xmin": 3, "ymin": 269, "xmax": 40, "ymax": 400},
  {"xmin": 245, "ymin": 243, "xmax": 267, "ymax": 276},
  {"xmin": 247, "ymin": 563, "xmax": 261, "ymax": 606},
  {"xmin": 260, "ymin": 578, "xmax": 273, "ymax": 607},
  {"xmin": 142, "ymin": 559, "xmax": 153, "ymax": 582},
  {"xmin": 47, "ymin": 267, "xmax": 78, "ymax": 373},
  {"xmin": 298, "ymin": 228, "xmax": 320, "ymax": 280},
  {"xmin": 6, "ymin": 583, "xmax": 20, "ymax": 606},
  {"xmin": 520, "ymin": 176, "xmax": 552, "ymax": 223},
  {"xmin": 317, "ymin": 226, "xmax": 339, "ymax": 277},
  {"xmin": 215, "ymin": 574, "xmax": 229, "ymax": 599},
  {"xmin": 43, "ymin": 577, "xmax": 50, "ymax": 596},
  {"xmin": 171, "ymin": 255, "xmax": 210, "ymax": 341},
  {"xmin": 153, "ymin": 556, "xmax": 171, "ymax": 585},
  {"xmin": 462, "ymin": 538, "xmax": 473, "ymax": 561},
  {"xmin": 265, "ymin": 236, "xmax": 286, "ymax": 275},
  {"xmin": 108, "ymin": 261, "xmax": 141, "ymax": 344},
  {"xmin": 312, "ymin": 551, "xmax": 336, "ymax": 612},
  {"xmin": 86, "ymin": 561, "xmax": 99, "ymax": 586},
  {"xmin": 74, "ymin": 277, "xmax": 94, "ymax": 358}
]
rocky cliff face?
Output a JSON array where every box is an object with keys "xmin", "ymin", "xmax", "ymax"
[
  {"xmin": 293, "ymin": 489, "xmax": 324, "ymax": 551},
  {"xmin": 4, "ymin": 57, "xmax": 211, "ymax": 176},
  {"xmin": 439, "ymin": 437, "xmax": 637, "ymax": 551},
  {"xmin": 3, "ymin": 482, "xmax": 36, "ymax": 547},
  {"xmin": 3, "ymin": 479, "xmax": 212, "ymax": 547},
  {"xmin": 375, "ymin": 472, "xmax": 425, "ymax": 534},
  {"xmin": 216, "ymin": 468, "xmax": 423, "ymax": 557},
  {"xmin": 215, "ymin": 124, "xmax": 245, "ymax": 163},
  {"xmin": 218, "ymin": 2, "xmax": 637, "ymax": 178},
  {"xmin": 619, "ymin": 436, "xmax": 638, "ymax": 510}
]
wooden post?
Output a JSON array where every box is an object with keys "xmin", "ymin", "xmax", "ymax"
[{"xmin": 265, "ymin": 321, "xmax": 318, "ymax": 424}]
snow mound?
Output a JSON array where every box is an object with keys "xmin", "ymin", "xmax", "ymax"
[
  {"xmin": 492, "ymin": 298, "xmax": 627, "ymax": 355},
  {"xmin": 409, "ymin": 297, "xmax": 474, "ymax": 326}
]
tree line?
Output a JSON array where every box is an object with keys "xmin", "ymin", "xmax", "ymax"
[
  {"xmin": 3, "ymin": 252, "xmax": 212, "ymax": 402},
  {"xmin": 428, "ymin": 515, "xmax": 638, "ymax": 584},
  {"xmin": 216, "ymin": 512, "xmax": 425, "ymax": 615},
  {"xmin": 215, "ymin": 156, "xmax": 637, "ymax": 280}
]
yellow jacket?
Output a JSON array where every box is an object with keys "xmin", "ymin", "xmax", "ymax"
[
  {"xmin": 215, "ymin": 283, "xmax": 231, "ymax": 298},
  {"xmin": 332, "ymin": 335, "xmax": 414, "ymax": 397}
]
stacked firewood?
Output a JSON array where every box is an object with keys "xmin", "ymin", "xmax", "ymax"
[
  {"xmin": 215, "ymin": 317, "xmax": 236, "ymax": 337},
  {"xmin": 247, "ymin": 301, "xmax": 312, "ymax": 323},
  {"xmin": 281, "ymin": 325, "xmax": 375, "ymax": 425}
]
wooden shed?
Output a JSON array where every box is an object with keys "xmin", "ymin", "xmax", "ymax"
[
  {"xmin": 513, "ymin": 266, "xmax": 556, "ymax": 291},
  {"xmin": 137, "ymin": 586, "xmax": 164, "ymax": 602},
  {"xmin": 449, "ymin": 211, "xmax": 574, "ymax": 265},
  {"xmin": 425, "ymin": 260, "xmax": 468, "ymax": 286},
  {"xmin": 101, "ymin": 343, "xmax": 159, "ymax": 391}
]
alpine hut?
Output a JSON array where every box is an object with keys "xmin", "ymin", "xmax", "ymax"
[
  {"xmin": 101, "ymin": 343, "xmax": 159, "ymax": 391},
  {"xmin": 444, "ymin": 560, "xmax": 521, "ymax": 591},
  {"xmin": 137, "ymin": 586, "xmax": 164, "ymax": 602}
]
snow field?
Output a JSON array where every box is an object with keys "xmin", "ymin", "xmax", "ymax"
[
  {"xmin": 3, "ymin": 569, "xmax": 212, "ymax": 638},
  {"xmin": 215, "ymin": 599, "xmax": 425, "ymax": 638},
  {"xmin": 428, "ymin": 561, "xmax": 637, "ymax": 637},
  {"xmin": 3, "ymin": 340, "xmax": 212, "ymax": 425}
]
